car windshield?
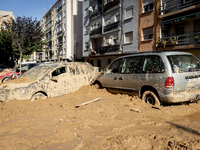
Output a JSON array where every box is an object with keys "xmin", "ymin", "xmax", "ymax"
[
  {"xmin": 167, "ymin": 55, "xmax": 200, "ymax": 73},
  {"xmin": 21, "ymin": 64, "xmax": 58, "ymax": 80}
]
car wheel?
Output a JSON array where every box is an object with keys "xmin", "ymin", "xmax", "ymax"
[
  {"xmin": 2, "ymin": 77, "xmax": 10, "ymax": 83},
  {"xmin": 31, "ymin": 93, "xmax": 47, "ymax": 101},
  {"xmin": 92, "ymin": 82, "xmax": 101, "ymax": 89},
  {"xmin": 142, "ymin": 90, "xmax": 160, "ymax": 106}
]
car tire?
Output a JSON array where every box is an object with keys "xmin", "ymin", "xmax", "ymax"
[
  {"xmin": 2, "ymin": 77, "xmax": 10, "ymax": 83},
  {"xmin": 31, "ymin": 93, "xmax": 47, "ymax": 101},
  {"xmin": 142, "ymin": 90, "xmax": 160, "ymax": 106},
  {"xmin": 92, "ymin": 82, "xmax": 101, "ymax": 89}
]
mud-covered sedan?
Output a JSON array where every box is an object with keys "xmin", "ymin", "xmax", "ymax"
[{"xmin": 0, "ymin": 62, "xmax": 96, "ymax": 102}]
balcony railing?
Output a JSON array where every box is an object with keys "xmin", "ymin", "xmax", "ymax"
[
  {"xmin": 57, "ymin": 41, "xmax": 63, "ymax": 47},
  {"xmin": 56, "ymin": 18, "xmax": 63, "ymax": 24},
  {"xmin": 90, "ymin": 26, "xmax": 102, "ymax": 36},
  {"xmin": 93, "ymin": 45, "xmax": 120, "ymax": 54},
  {"xmin": 89, "ymin": 10, "xmax": 101, "ymax": 19},
  {"xmin": 104, "ymin": 0, "xmax": 120, "ymax": 12},
  {"xmin": 47, "ymin": 45, "xmax": 52, "ymax": 50},
  {"xmin": 45, "ymin": 16, "xmax": 51, "ymax": 24},
  {"xmin": 104, "ymin": 21, "xmax": 120, "ymax": 33},
  {"xmin": 160, "ymin": 0, "xmax": 200, "ymax": 15},
  {"xmin": 57, "ymin": 30, "xmax": 63, "ymax": 36},
  {"xmin": 158, "ymin": 31, "xmax": 200, "ymax": 47},
  {"xmin": 57, "ymin": 5, "xmax": 62, "ymax": 13}
]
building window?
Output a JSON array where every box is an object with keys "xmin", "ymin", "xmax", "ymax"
[
  {"xmin": 105, "ymin": 19, "xmax": 111, "ymax": 26},
  {"xmin": 63, "ymin": 11, "xmax": 66, "ymax": 17},
  {"xmin": 105, "ymin": 36, "xmax": 113, "ymax": 46},
  {"xmin": 90, "ymin": 60, "xmax": 94, "ymax": 66},
  {"xmin": 85, "ymin": 42, "xmax": 89, "ymax": 51},
  {"xmin": 63, "ymin": 48, "xmax": 66, "ymax": 55},
  {"xmin": 107, "ymin": 58, "xmax": 111, "ymax": 65},
  {"xmin": 115, "ymin": 13, "xmax": 120, "ymax": 22},
  {"xmin": 175, "ymin": 23, "xmax": 184, "ymax": 35},
  {"xmin": 85, "ymin": 8, "xmax": 89, "ymax": 16},
  {"xmin": 85, "ymin": 26, "xmax": 90, "ymax": 34},
  {"xmin": 2, "ymin": 26, "xmax": 6, "ymax": 30},
  {"xmin": 2, "ymin": 17, "xmax": 6, "ymax": 21},
  {"xmin": 143, "ymin": 27, "xmax": 153, "ymax": 40},
  {"xmin": 113, "ymin": 34, "xmax": 119, "ymax": 45},
  {"xmin": 97, "ymin": 60, "xmax": 101, "ymax": 68},
  {"xmin": 194, "ymin": 19, "xmax": 200, "ymax": 32},
  {"xmin": 125, "ymin": 31, "xmax": 133, "ymax": 44},
  {"xmin": 143, "ymin": 0, "xmax": 153, "ymax": 13},
  {"xmin": 125, "ymin": 6, "xmax": 133, "ymax": 19}
]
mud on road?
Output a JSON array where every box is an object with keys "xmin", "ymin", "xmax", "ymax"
[{"xmin": 1, "ymin": 85, "xmax": 200, "ymax": 150}]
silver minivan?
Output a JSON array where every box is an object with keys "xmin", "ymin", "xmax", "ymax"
[{"xmin": 91, "ymin": 51, "xmax": 200, "ymax": 105}]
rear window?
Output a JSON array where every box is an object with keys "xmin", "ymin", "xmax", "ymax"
[{"xmin": 167, "ymin": 55, "xmax": 200, "ymax": 73}]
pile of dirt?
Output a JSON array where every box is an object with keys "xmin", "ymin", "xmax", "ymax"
[
  {"xmin": 0, "ymin": 68, "xmax": 12, "ymax": 76},
  {"xmin": 0, "ymin": 85, "xmax": 200, "ymax": 149},
  {"xmin": 0, "ymin": 76, "xmax": 35, "ymax": 86}
]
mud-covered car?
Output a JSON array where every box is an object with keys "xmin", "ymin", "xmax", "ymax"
[
  {"xmin": 0, "ymin": 62, "xmax": 96, "ymax": 102},
  {"xmin": 91, "ymin": 51, "xmax": 200, "ymax": 105},
  {"xmin": 0, "ymin": 62, "xmax": 39, "ymax": 82}
]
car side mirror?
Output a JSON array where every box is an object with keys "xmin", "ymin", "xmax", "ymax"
[{"xmin": 50, "ymin": 76, "xmax": 58, "ymax": 82}]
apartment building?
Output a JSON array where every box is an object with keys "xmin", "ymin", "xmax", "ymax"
[
  {"xmin": 37, "ymin": 0, "xmax": 83, "ymax": 62},
  {"xmin": 83, "ymin": 0, "xmax": 138, "ymax": 69},
  {"xmin": 0, "ymin": 10, "xmax": 15, "ymax": 30},
  {"xmin": 157, "ymin": 0, "xmax": 200, "ymax": 58},
  {"xmin": 138, "ymin": 0, "xmax": 161, "ymax": 52}
]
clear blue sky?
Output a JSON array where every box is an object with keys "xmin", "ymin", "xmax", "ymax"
[{"xmin": 0, "ymin": 0, "xmax": 57, "ymax": 21}]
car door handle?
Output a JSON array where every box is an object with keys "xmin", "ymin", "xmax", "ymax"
[
  {"xmin": 119, "ymin": 77, "xmax": 124, "ymax": 80},
  {"xmin": 114, "ymin": 77, "xmax": 118, "ymax": 80}
]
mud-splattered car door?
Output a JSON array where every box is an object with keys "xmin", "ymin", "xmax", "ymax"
[
  {"xmin": 99, "ymin": 58, "xmax": 123, "ymax": 91},
  {"xmin": 117, "ymin": 56, "xmax": 143, "ymax": 95},
  {"xmin": 47, "ymin": 66, "xmax": 69, "ymax": 98}
]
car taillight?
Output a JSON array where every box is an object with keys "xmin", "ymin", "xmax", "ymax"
[{"xmin": 165, "ymin": 77, "xmax": 174, "ymax": 88}]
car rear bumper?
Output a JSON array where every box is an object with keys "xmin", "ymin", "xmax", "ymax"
[{"xmin": 160, "ymin": 91, "xmax": 200, "ymax": 103}]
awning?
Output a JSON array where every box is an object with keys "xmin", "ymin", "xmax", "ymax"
[{"xmin": 163, "ymin": 10, "xmax": 200, "ymax": 25}]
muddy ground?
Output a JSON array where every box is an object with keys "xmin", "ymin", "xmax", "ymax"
[{"xmin": 1, "ymin": 85, "xmax": 200, "ymax": 150}]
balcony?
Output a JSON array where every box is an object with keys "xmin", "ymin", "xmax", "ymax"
[
  {"xmin": 157, "ymin": 31, "xmax": 200, "ymax": 48},
  {"xmin": 47, "ymin": 45, "xmax": 52, "ymax": 51},
  {"xmin": 45, "ymin": 16, "xmax": 51, "ymax": 24},
  {"xmin": 56, "ymin": 18, "xmax": 62, "ymax": 24},
  {"xmin": 90, "ymin": 26, "xmax": 102, "ymax": 36},
  {"xmin": 47, "ymin": 37, "xmax": 52, "ymax": 42},
  {"xmin": 57, "ymin": 30, "xmax": 63, "ymax": 36},
  {"xmin": 57, "ymin": 41, "xmax": 63, "ymax": 47},
  {"xmin": 93, "ymin": 45, "xmax": 120, "ymax": 55},
  {"xmin": 89, "ymin": 10, "xmax": 101, "ymax": 19},
  {"xmin": 57, "ymin": 5, "xmax": 62, "ymax": 13},
  {"xmin": 160, "ymin": 0, "xmax": 200, "ymax": 15},
  {"xmin": 104, "ymin": 21, "xmax": 120, "ymax": 33},
  {"xmin": 162, "ymin": 8, "xmax": 200, "ymax": 25},
  {"xmin": 104, "ymin": 0, "xmax": 120, "ymax": 12},
  {"xmin": 103, "ymin": 44, "xmax": 120, "ymax": 53}
]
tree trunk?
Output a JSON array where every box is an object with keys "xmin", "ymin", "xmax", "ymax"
[{"xmin": 20, "ymin": 51, "xmax": 22, "ymax": 76}]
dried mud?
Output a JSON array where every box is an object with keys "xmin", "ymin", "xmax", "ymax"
[{"xmin": 1, "ymin": 85, "xmax": 200, "ymax": 149}]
